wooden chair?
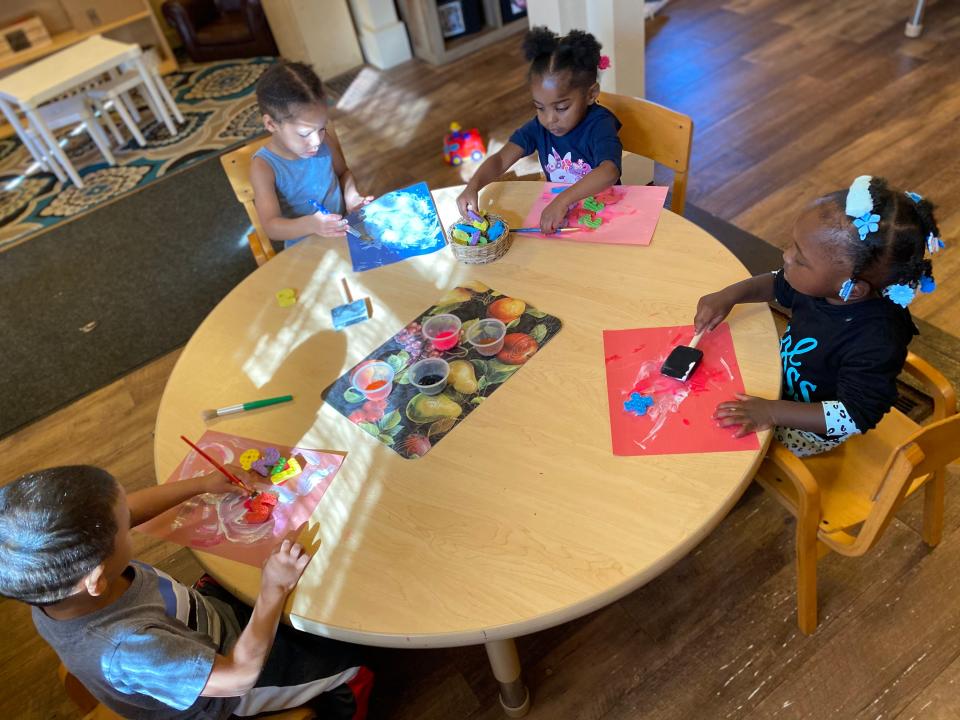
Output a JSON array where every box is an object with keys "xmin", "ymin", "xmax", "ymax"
[
  {"xmin": 598, "ymin": 91, "xmax": 693, "ymax": 214},
  {"xmin": 60, "ymin": 663, "xmax": 315, "ymax": 719},
  {"xmin": 754, "ymin": 351, "xmax": 960, "ymax": 635},
  {"xmin": 220, "ymin": 135, "xmax": 276, "ymax": 266}
]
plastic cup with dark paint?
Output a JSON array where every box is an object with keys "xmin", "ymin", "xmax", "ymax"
[
  {"xmin": 422, "ymin": 314, "xmax": 462, "ymax": 352},
  {"xmin": 466, "ymin": 318, "xmax": 506, "ymax": 357},
  {"xmin": 409, "ymin": 358, "xmax": 449, "ymax": 396}
]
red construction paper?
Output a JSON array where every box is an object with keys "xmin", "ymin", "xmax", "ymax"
[
  {"xmin": 523, "ymin": 182, "xmax": 668, "ymax": 245},
  {"xmin": 602, "ymin": 323, "xmax": 759, "ymax": 456},
  {"xmin": 136, "ymin": 431, "xmax": 343, "ymax": 567}
]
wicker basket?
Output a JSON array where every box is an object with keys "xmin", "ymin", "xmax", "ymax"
[{"xmin": 447, "ymin": 213, "xmax": 513, "ymax": 264}]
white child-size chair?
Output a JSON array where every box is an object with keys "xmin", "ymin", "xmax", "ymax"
[{"xmin": 86, "ymin": 49, "xmax": 183, "ymax": 147}]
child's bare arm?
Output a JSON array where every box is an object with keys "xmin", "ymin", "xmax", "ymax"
[
  {"xmin": 201, "ymin": 531, "xmax": 310, "ymax": 696},
  {"xmin": 538, "ymin": 160, "xmax": 620, "ymax": 233},
  {"xmin": 456, "ymin": 142, "xmax": 527, "ymax": 216},
  {"xmin": 127, "ymin": 472, "xmax": 249, "ymax": 526},
  {"xmin": 694, "ymin": 273, "xmax": 777, "ymax": 333},
  {"xmin": 714, "ymin": 395, "xmax": 828, "ymax": 437},
  {"xmin": 250, "ymin": 156, "xmax": 346, "ymax": 240},
  {"xmin": 325, "ymin": 126, "xmax": 371, "ymax": 214}
]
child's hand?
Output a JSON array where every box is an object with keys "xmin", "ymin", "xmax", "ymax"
[
  {"xmin": 713, "ymin": 394, "xmax": 776, "ymax": 437},
  {"xmin": 694, "ymin": 289, "xmax": 736, "ymax": 333},
  {"xmin": 198, "ymin": 468, "xmax": 254, "ymax": 496},
  {"xmin": 345, "ymin": 191, "xmax": 373, "ymax": 214},
  {"xmin": 456, "ymin": 188, "xmax": 479, "ymax": 218},
  {"xmin": 260, "ymin": 524, "xmax": 311, "ymax": 600},
  {"xmin": 311, "ymin": 211, "xmax": 347, "ymax": 237},
  {"xmin": 539, "ymin": 197, "xmax": 570, "ymax": 234}
]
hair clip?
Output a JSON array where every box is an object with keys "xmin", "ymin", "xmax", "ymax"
[
  {"xmin": 927, "ymin": 232, "xmax": 945, "ymax": 254},
  {"xmin": 838, "ymin": 278, "xmax": 855, "ymax": 302},
  {"xmin": 920, "ymin": 275, "xmax": 936, "ymax": 294},
  {"xmin": 852, "ymin": 212, "xmax": 880, "ymax": 240},
  {"xmin": 598, "ymin": 55, "xmax": 611, "ymax": 70},
  {"xmin": 905, "ymin": 191, "xmax": 923, "ymax": 203},
  {"xmin": 845, "ymin": 175, "xmax": 880, "ymax": 241},
  {"xmin": 883, "ymin": 283, "xmax": 915, "ymax": 308}
]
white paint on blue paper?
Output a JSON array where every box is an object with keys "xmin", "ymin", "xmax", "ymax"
[{"xmin": 346, "ymin": 181, "xmax": 446, "ymax": 272}]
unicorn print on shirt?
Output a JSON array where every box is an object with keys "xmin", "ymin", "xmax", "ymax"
[{"xmin": 545, "ymin": 148, "xmax": 592, "ymax": 184}]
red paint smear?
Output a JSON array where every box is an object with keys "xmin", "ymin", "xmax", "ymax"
[
  {"xmin": 365, "ymin": 380, "xmax": 387, "ymax": 390},
  {"xmin": 605, "ymin": 353, "xmax": 622, "ymax": 363},
  {"xmin": 601, "ymin": 323, "xmax": 758, "ymax": 456}
]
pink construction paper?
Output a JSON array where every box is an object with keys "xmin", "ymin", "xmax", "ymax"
[
  {"xmin": 522, "ymin": 182, "xmax": 668, "ymax": 245},
  {"xmin": 602, "ymin": 323, "xmax": 759, "ymax": 456},
  {"xmin": 136, "ymin": 431, "xmax": 343, "ymax": 567}
]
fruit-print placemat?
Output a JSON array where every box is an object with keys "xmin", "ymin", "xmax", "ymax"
[{"xmin": 322, "ymin": 282, "xmax": 562, "ymax": 458}]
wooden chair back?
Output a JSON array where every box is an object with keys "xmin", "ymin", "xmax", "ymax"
[
  {"xmin": 219, "ymin": 135, "xmax": 275, "ymax": 266},
  {"xmin": 598, "ymin": 91, "xmax": 693, "ymax": 214},
  {"xmin": 851, "ymin": 413, "xmax": 960, "ymax": 553}
]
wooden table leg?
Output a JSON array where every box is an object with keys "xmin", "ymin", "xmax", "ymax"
[{"xmin": 484, "ymin": 639, "xmax": 531, "ymax": 718}]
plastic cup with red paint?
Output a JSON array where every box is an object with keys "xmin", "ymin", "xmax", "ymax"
[
  {"xmin": 350, "ymin": 361, "xmax": 395, "ymax": 401},
  {"xmin": 465, "ymin": 318, "xmax": 506, "ymax": 357},
  {"xmin": 422, "ymin": 314, "xmax": 462, "ymax": 352}
]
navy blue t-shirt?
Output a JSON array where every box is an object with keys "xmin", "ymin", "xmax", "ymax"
[
  {"xmin": 774, "ymin": 269, "xmax": 917, "ymax": 433},
  {"xmin": 509, "ymin": 103, "xmax": 622, "ymax": 184}
]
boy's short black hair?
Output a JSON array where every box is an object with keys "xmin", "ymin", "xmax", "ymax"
[
  {"xmin": 256, "ymin": 60, "xmax": 326, "ymax": 122},
  {"xmin": 522, "ymin": 26, "xmax": 602, "ymax": 90},
  {"xmin": 0, "ymin": 466, "xmax": 119, "ymax": 606}
]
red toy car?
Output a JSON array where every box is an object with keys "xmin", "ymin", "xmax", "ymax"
[{"xmin": 443, "ymin": 122, "xmax": 486, "ymax": 165}]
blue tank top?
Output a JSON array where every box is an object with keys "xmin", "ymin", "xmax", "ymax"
[{"xmin": 254, "ymin": 144, "xmax": 344, "ymax": 247}]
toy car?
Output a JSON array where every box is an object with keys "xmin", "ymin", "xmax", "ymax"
[{"xmin": 443, "ymin": 122, "xmax": 486, "ymax": 165}]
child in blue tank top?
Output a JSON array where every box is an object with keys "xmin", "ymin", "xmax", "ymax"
[
  {"xmin": 251, "ymin": 61, "xmax": 371, "ymax": 249},
  {"xmin": 457, "ymin": 27, "xmax": 622, "ymax": 234}
]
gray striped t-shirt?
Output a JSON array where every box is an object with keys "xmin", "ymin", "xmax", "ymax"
[{"xmin": 33, "ymin": 561, "xmax": 242, "ymax": 719}]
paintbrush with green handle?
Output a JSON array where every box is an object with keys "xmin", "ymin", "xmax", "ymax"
[{"xmin": 201, "ymin": 395, "xmax": 293, "ymax": 421}]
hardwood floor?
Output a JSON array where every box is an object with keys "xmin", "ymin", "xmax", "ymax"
[{"xmin": 3, "ymin": 1, "xmax": 960, "ymax": 718}]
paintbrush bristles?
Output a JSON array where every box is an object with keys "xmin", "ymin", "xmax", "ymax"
[{"xmin": 200, "ymin": 404, "xmax": 244, "ymax": 421}]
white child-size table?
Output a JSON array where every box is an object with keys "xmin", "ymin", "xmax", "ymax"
[{"xmin": 0, "ymin": 35, "xmax": 176, "ymax": 189}]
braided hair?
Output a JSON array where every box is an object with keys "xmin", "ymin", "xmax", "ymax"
[
  {"xmin": 256, "ymin": 61, "xmax": 326, "ymax": 122},
  {"xmin": 522, "ymin": 26, "xmax": 602, "ymax": 90},
  {"xmin": 820, "ymin": 177, "xmax": 940, "ymax": 295},
  {"xmin": 0, "ymin": 466, "xmax": 119, "ymax": 606}
]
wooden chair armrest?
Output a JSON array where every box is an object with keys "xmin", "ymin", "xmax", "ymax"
[{"xmin": 903, "ymin": 351, "xmax": 958, "ymax": 419}]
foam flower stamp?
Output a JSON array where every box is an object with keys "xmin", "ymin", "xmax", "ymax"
[
  {"xmin": 853, "ymin": 212, "xmax": 880, "ymax": 240},
  {"xmin": 624, "ymin": 392, "xmax": 654, "ymax": 416},
  {"xmin": 920, "ymin": 275, "xmax": 936, "ymax": 294},
  {"xmin": 883, "ymin": 283, "xmax": 915, "ymax": 308},
  {"xmin": 598, "ymin": 55, "xmax": 611, "ymax": 70}
]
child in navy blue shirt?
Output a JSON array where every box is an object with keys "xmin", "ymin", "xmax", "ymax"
[
  {"xmin": 457, "ymin": 27, "xmax": 622, "ymax": 233},
  {"xmin": 694, "ymin": 176, "xmax": 943, "ymax": 456}
]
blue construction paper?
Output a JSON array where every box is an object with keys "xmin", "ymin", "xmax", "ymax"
[{"xmin": 345, "ymin": 182, "xmax": 447, "ymax": 272}]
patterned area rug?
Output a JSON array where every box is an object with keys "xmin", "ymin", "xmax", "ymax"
[{"xmin": 0, "ymin": 56, "xmax": 274, "ymax": 251}]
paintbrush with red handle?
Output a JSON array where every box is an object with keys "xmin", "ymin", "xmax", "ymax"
[{"xmin": 180, "ymin": 435, "xmax": 255, "ymax": 495}]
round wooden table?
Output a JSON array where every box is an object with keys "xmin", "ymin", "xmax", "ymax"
[{"xmin": 154, "ymin": 181, "xmax": 781, "ymax": 716}]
